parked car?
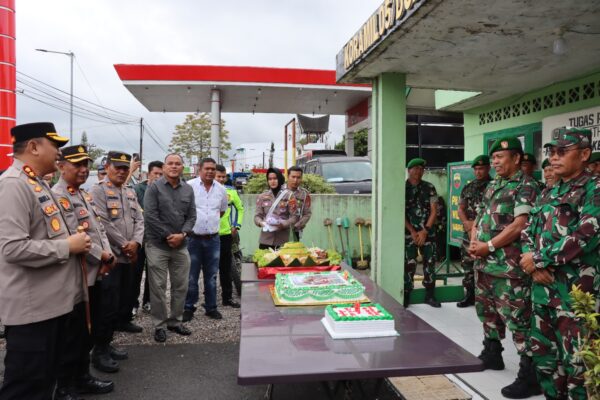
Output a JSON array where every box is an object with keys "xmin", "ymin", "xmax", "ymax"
[{"xmin": 303, "ymin": 156, "xmax": 372, "ymax": 194}]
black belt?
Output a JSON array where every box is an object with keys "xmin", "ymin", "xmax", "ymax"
[{"xmin": 190, "ymin": 232, "xmax": 218, "ymax": 240}]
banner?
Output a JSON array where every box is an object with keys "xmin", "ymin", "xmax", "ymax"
[
  {"xmin": 542, "ymin": 106, "xmax": 600, "ymax": 151},
  {"xmin": 447, "ymin": 161, "xmax": 475, "ymax": 247}
]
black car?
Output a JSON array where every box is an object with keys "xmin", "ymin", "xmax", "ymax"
[{"xmin": 303, "ymin": 156, "xmax": 372, "ymax": 194}]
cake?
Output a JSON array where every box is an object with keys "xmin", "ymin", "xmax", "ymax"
[
  {"xmin": 272, "ymin": 271, "xmax": 368, "ymax": 305},
  {"xmin": 321, "ymin": 303, "xmax": 398, "ymax": 339}
]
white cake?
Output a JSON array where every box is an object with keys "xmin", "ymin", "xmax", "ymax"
[{"xmin": 321, "ymin": 303, "xmax": 398, "ymax": 339}]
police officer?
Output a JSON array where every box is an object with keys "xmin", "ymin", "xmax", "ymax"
[
  {"xmin": 0, "ymin": 122, "xmax": 91, "ymax": 400},
  {"xmin": 456, "ymin": 155, "xmax": 491, "ymax": 308},
  {"xmin": 521, "ymin": 127, "xmax": 600, "ymax": 400},
  {"xmin": 89, "ymin": 151, "xmax": 144, "ymax": 372},
  {"xmin": 286, "ymin": 166, "xmax": 312, "ymax": 241},
  {"xmin": 404, "ymin": 157, "xmax": 440, "ymax": 308},
  {"xmin": 469, "ymin": 136, "xmax": 541, "ymax": 398},
  {"xmin": 53, "ymin": 145, "xmax": 116, "ymax": 397}
]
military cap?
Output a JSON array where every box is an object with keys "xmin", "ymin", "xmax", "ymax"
[
  {"xmin": 406, "ymin": 158, "xmax": 426, "ymax": 169},
  {"xmin": 471, "ymin": 155, "xmax": 490, "ymax": 168},
  {"xmin": 522, "ymin": 153, "xmax": 536, "ymax": 164},
  {"xmin": 544, "ymin": 127, "xmax": 592, "ymax": 149},
  {"xmin": 106, "ymin": 151, "xmax": 132, "ymax": 168},
  {"xmin": 489, "ymin": 136, "xmax": 523, "ymax": 155},
  {"xmin": 11, "ymin": 122, "xmax": 69, "ymax": 147},
  {"xmin": 541, "ymin": 158, "xmax": 551, "ymax": 169},
  {"xmin": 60, "ymin": 145, "xmax": 91, "ymax": 163},
  {"xmin": 588, "ymin": 152, "xmax": 600, "ymax": 163}
]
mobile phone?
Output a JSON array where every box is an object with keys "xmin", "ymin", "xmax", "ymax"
[{"xmin": 132, "ymin": 153, "xmax": 140, "ymax": 162}]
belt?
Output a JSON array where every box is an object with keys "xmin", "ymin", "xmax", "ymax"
[{"xmin": 190, "ymin": 232, "xmax": 218, "ymax": 240}]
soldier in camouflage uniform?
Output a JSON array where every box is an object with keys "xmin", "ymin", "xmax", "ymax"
[
  {"xmin": 456, "ymin": 154, "xmax": 491, "ymax": 308},
  {"xmin": 522, "ymin": 152, "xmax": 545, "ymax": 191},
  {"xmin": 587, "ymin": 151, "xmax": 600, "ymax": 175},
  {"xmin": 537, "ymin": 158, "xmax": 556, "ymax": 206},
  {"xmin": 404, "ymin": 158, "xmax": 440, "ymax": 308},
  {"xmin": 521, "ymin": 127, "xmax": 600, "ymax": 400},
  {"xmin": 469, "ymin": 136, "xmax": 541, "ymax": 398}
]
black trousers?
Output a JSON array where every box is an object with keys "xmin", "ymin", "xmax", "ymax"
[
  {"xmin": 0, "ymin": 309, "xmax": 75, "ymax": 400},
  {"xmin": 132, "ymin": 244, "xmax": 150, "ymax": 309},
  {"xmin": 93, "ymin": 263, "xmax": 129, "ymax": 346},
  {"xmin": 117, "ymin": 261, "xmax": 134, "ymax": 324},
  {"xmin": 219, "ymin": 234, "xmax": 234, "ymax": 302},
  {"xmin": 57, "ymin": 302, "xmax": 88, "ymax": 388}
]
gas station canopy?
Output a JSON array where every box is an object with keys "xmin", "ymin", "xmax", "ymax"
[{"xmin": 114, "ymin": 65, "xmax": 372, "ymax": 115}]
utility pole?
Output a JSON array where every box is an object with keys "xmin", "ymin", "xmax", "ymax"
[
  {"xmin": 262, "ymin": 152, "xmax": 265, "ymax": 169},
  {"xmin": 139, "ymin": 118, "xmax": 143, "ymax": 179}
]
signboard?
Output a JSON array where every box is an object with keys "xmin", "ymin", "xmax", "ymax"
[
  {"xmin": 542, "ymin": 105, "xmax": 600, "ymax": 151},
  {"xmin": 447, "ymin": 161, "xmax": 475, "ymax": 247}
]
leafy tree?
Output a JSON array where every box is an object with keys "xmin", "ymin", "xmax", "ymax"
[
  {"xmin": 244, "ymin": 173, "xmax": 335, "ymax": 194},
  {"xmin": 334, "ymin": 129, "xmax": 368, "ymax": 156},
  {"xmin": 80, "ymin": 131, "xmax": 106, "ymax": 165},
  {"xmin": 168, "ymin": 113, "xmax": 232, "ymax": 163}
]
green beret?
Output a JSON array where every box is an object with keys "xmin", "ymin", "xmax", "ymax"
[
  {"xmin": 522, "ymin": 153, "xmax": 536, "ymax": 164},
  {"xmin": 489, "ymin": 136, "xmax": 523, "ymax": 156},
  {"xmin": 544, "ymin": 127, "xmax": 592, "ymax": 149},
  {"xmin": 471, "ymin": 155, "xmax": 490, "ymax": 168},
  {"xmin": 406, "ymin": 158, "xmax": 426, "ymax": 169},
  {"xmin": 589, "ymin": 152, "xmax": 600, "ymax": 163},
  {"xmin": 541, "ymin": 158, "xmax": 551, "ymax": 169}
]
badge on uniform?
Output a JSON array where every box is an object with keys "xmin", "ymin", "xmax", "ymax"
[
  {"xmin": 107, "ymin": 190, "xmax": 115, "ymax": 196},
  {"xmin": 44, "ymin": 205, "xmax": 54, "ymax": 215},
  {"xmin": 58, "ymin": 197, "xmax": 71, "ymax": 210},
  {"xmin": 79, "ymin": 209, "xmax": 88, "ymax": 217},
  {"xmin": 111, "ymin": 209, "xmax": 118, "ymax": 217},
  {"xmin": 28, "ymin": 178, "xmax": 37, "ymax": 185},
  {"xmin": 34, "ymin": 186, "xmax": 42, "ymax": 192},
  {"xmin": 81, "ymin": 221, "xmax": 90, "ymax": 230},
  {"xmin": 67, "ymin": 186, "xmax": 76, "ymax": 195},
  {"xmin": 107, "ymin": 182, "xmax": 113, "ymax": 187},
  {"xmin": 109, "ymin": 201, "xmax": 119, "ymax": 208},
  {"xmin": 50, "ymin": 217, "xmax": 61, "ymax": 232}
]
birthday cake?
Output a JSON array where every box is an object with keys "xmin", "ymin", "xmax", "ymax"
[
  {"xmin": 321, "ymin": 303, "xmax": 398, "ymax": 339},
  {"xmin": 272, "ymin": 271, "xmax": 368, "ymax": 305}
]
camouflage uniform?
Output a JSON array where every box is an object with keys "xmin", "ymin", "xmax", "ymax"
[
  {"xmin": 473, "ymin": 170, "xmax": 539, "ymax": 356},
  {"xmin": 521, "ymin": 171, "xmax": 600, "ymax": 399},
  {"xmin": 404, "ymin": 179, "xmax": 437, "ymax": 292},
  {"xmin": 459, "ymin": 177, "xmax": 491, "ymax": 289}
]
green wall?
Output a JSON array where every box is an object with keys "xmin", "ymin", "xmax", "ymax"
[{"xmin": 463, "ymin": 70, "xmax": 600, "ymax": 159}]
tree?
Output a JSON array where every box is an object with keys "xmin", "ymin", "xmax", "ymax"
[
  {"xmin": 268, "ymin": 142, "xmax": 275, "ymax": 168},
  {"xmin": 334, "ymin": 129, "xmax": 368, "ymax": 156},
  {"xmin": 80, "ymin": 131, "xmax": 106, "ymax": 165},
  {"xmin": 168, "ymin": 113, "xmax": 232, "ymax": 164}
]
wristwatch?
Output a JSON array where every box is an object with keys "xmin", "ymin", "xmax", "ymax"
[{"xmin": 487, "ymin": 240, "xmax": 496, "ymax": 253}]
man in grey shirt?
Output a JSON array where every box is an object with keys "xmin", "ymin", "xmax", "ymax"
[{"xmin": 143, "ymin": 154, "xmax": 196, "ymax": 343}]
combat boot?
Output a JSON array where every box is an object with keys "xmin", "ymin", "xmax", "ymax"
[
  {"xmin": 501, "ymin": 355, "xmax": 541, "ymax": 398},
  {"xmin": 92, "ymin": 344, "xmax": 120, "ymax": 373},
  {"xmin": 456, "ymin": 287, "xmax": 474, "ymax": 307},
  {"xmin": 478, "ymin": 338, "xmax": 505, "ymax": 370},
  {"xmin": 424, "ymin": 287, "xmax": 441, "ymax": 308}
]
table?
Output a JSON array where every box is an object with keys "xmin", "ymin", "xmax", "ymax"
[
  {"xmin": 238, "ymin": 266, "xmax": 483, "ymax": 396},
  {"xmin": 241, "ymin": 262, "xmax": 264, "ymax": 283}
]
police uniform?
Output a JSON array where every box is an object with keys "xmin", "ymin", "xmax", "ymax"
[
  {"xmin": 522, "ymin": 128, "xmax": 600, "ymax": 399},
  {"xmin": 404, "ymin": 157, "xmax": 439, "ymax": 307},
  {"xmin": 89, "ymin": 151, "xmax": 144, "ymax": 372},
  {"xmin": 290, "ymin": 186, "xmax": 312, "ymax": 241},
  {"xmin": 254, "ymin": 189, "xmax": 298, "ymax": 249},
  {"xmin": 457, "ymin": 155, "xmax": 491, "ymax": 307},
  {"xmin": 473, "ymin": 136, "xmax": 541, "ymax": 398},
  {"xmin": 0, "ymin": 122, "xmax": 85, "ymax": 400},
  {"xmin": 52, "ymin": 145, "xmax": 114, "ymax": 396}
]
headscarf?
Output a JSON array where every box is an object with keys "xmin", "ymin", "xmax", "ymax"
[{"xmin": 266, "ymin": 167, "xmax": 285, "ymax": 198}]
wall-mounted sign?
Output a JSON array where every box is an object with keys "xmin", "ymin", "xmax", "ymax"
[
  {"xmin": 336, "ymin": 0, "xmax": 426, "ymax": 81},
  {"xmin": 542, "ymin": 105, "xmax": 600, "ymax": 151}
]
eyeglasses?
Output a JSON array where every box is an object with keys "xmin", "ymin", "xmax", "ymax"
[{"xmin": 545, "ymin": 146, "xmax": 579, "ymax": 157}]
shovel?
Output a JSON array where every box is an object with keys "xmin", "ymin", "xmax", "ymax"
[
  {"xmin": 342, "ymin": 217, "xmax": 352, "ymax": 267},
  {"xmin": 323, "ymin": 218, "xmax": 336, "ymax": 251},
  {"xmin": 354, "ymin": 217, "xmax": 368, "ymax": 270},
  {"xmin": 336, "ymin": 218, "xmax": 346, "ymax": 260}
]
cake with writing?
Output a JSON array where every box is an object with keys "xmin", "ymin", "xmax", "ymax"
[
  {"xmin": 272, "ymin": 271, "xmax": 367, "ymax": 305},
  {"xmin": 321, "ymin": 303, "xmax": 398, "ymax": 339}
]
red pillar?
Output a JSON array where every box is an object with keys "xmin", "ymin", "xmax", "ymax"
[{"xmin": 0, "ymin": 0, "xmax": 15, "ymax": 170}]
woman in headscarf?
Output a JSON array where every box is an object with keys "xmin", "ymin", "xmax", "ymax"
[{"xmin": 254, "ymin": 168, "xmax": 298, "ymax": 249}]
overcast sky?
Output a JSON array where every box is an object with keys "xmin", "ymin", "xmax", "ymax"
[{"xmin": 15, "ymin": 1, "xmax": 379, "ymax": 167}]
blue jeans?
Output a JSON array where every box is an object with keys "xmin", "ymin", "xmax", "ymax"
[{"xmin": 185, "ymin": 236, "xmax": 220, "ymax": 313}]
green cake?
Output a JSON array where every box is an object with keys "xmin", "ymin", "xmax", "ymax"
[{"xmin": 274, "ymin": 271, "xmax": 366, "ymax": 305}]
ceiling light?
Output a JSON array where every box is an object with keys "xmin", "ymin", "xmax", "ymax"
[{"xmin": 553, "ymin": 37, "xmax": 567, "ymax": 55}]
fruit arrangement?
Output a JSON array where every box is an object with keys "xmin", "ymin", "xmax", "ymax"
[{"xmin": 253, "ymin": 242, "xmax": 342, "ymax": 267}]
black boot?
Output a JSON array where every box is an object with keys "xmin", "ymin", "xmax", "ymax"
[
  {"xmin": 424, "ymin": 287, "xmax": 441, "ymax": 308},
  {"xmin": 54, "ymin": 386, "xmax": 83, "ymax": 400},
  {"xmin": 501, "ymin": 355, "xmax": 542, "ymax": 399},
  {"xmin": 403, "ymin": 290, "xmax": 411, "ymax": 308},
  {"xmin": 92, "ymin": 344, "xmax": 120, "ymax": 373},
  {"xmin": 478, "ymin": 338, "xmax": 505, "ymax": 370},
  {"xmin": 456, "ymin": 287, "xmax": 475, "ymax": 307},
  {"xmin": 75, "ymin": 373, "xmax": 114, "ymax": 394}
]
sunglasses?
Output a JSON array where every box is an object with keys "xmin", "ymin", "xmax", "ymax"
[{"xmin": 545, "ymin": 146, "xmax": 579, "ymax": 157}]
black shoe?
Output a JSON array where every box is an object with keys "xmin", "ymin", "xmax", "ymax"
[
  {"xmin": 478, "ymin": 338, "xmax": 505, "ymax": 370},
  {"xmin": 424, "ymin": 287, "xmax": 441, "ymax": 307},
  {"xmin": 54, "ymin": 387, "xmax": 82, "ymax": 400},
  {"xmin": 501, "ymin": 356, "xmax": 542, "ymax": 399},
  {"xmin": 223, "ymin": 299, "xmax": 241, "ymax": 308},
  {"xmin": 154, "ymin": 328, "xmax": 167, "ymax": 343},
  {"xmin": 205, "ymin": 310, "xmax": 223, "ymax": 320},
  {"xmin": 168, "ymin": 325, "xmax": 192, "ymax": 336},
  {"xmin": 109, "ymin": 344, "xmax": 128, "ymax": 360},
  {"xmin": 92, "ymin": 346, "xmax": 120, "ymax": 373},
  {"xmin": 75, "ymin": 373, "xmax": 114, "ymax": 394},
  {"xmin": 456, "ymin": 288, "xmax": 475, "ymax": 308},
  {"xmin": 182, "ymin": 309, "xmax": 195, "ymax": 322},
  {"xmin": 115, "ymin": 321, "xmax": 143, "ymax": 333}
]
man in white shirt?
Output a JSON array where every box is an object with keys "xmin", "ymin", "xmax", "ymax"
[{"xmin": 183, "ymin": 158, "xmax": 228, "ymax": 320}]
